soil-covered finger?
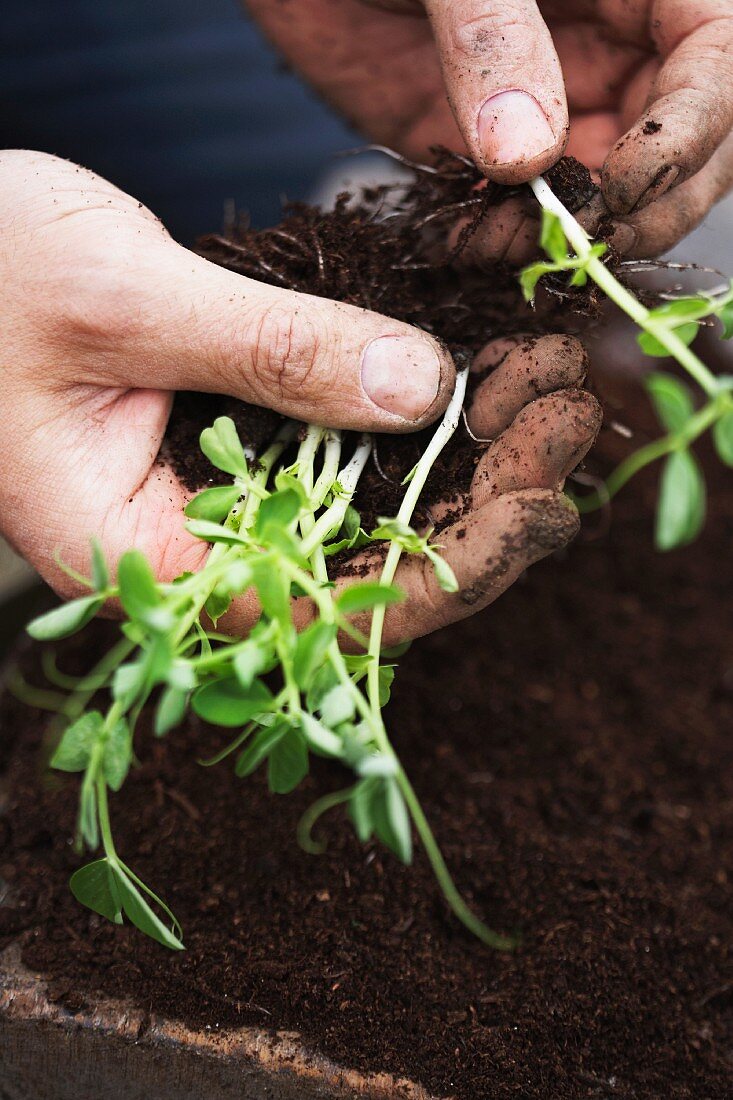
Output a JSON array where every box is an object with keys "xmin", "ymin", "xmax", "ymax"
[
  {"xmin": 471, "ymin": 389, "xmax": 602, "ymax": 507},
  {"xmin": 377, "ymin": 488, "xmax": 580, "ymax": 643},
  {"xmin": 450, "ymin": 188, "xmax": 607, "ymax": 270},
  {"xmin": 468, "ymin": 335, "xmax": 588, "ymax": 441},
  {"xmin": 607, "ymin": 133, "xmax": 733, "ymax": 258},
  {"xmin": 603, "ymin": 15, "xmax": 733, "ymax": 215},
  {"xmin": 449, "ymin": 195, "xmax": 539, "ymax": 268}
]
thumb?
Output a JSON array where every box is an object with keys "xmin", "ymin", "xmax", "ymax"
[
  {"xmin": 104, "ymin": 238, "xmax": 455, "ymax": 433},
  {"xmin": 424, "ymin": 0, "xmax": 568, "ymax": 183}
]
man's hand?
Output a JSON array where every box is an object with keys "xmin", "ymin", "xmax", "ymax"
[
  {"xmin": 0, "ymin": 151, "xmax": 598, "ymax": 641},
  {"xmin": 248, "ymin": 0, "xmax": 733, "ymax": 258}
]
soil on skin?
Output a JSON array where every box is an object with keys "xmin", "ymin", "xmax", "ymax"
[
  {"xmin": 163, "ymin": 154, "xmax": 606, "ymax": 532},
  {"xmin": 1, "ymin": 456, "xmax": 732, "ymax": 1099}
]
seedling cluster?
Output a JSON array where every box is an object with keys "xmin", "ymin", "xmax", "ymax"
[
  {"xmin": 523, "ymin": 178, "xmax": 733, "ymax": 550},
  {"xmin": 25, "ymin": 366, "xmax": 518, "ymax": 951},
  {"xmin": 20, "ymin": 175, "xmax": 733, "ymax": 954}
]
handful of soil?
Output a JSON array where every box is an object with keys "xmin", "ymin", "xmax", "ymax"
[{"xmin": 165, "ymin": 153, "xmax": 603, "ymax": 530}]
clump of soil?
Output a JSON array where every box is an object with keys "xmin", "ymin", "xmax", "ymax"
[
  {"xmin": 1, "ymin": 453, "xmax": 732, "ymax": 1098},
  {"xmin": 164, "ymin": 153, "xmax": 604, "ymax": 529}
]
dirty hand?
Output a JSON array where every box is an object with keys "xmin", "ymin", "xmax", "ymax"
[
  {"xmin": 248, "ymin": 0, "xmax": 733, "ymax": 257},
  {"xmin": 0, "ymin": 150, "xmax": 598, "ymax": 641}
]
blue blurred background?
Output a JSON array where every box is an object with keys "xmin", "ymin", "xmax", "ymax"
[{"xmin": 0, "ymin": 0, "xmax": 357, "ymax": 243}]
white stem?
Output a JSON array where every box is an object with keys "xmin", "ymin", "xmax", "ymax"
[
  {"xmin": 388, "ymin": 367, "xmax": 469, "ymax": 572},
  {"xmin": 529, "ymin": 176, "xmax": 720, "ymax": 398},
  {"xmin": 311, "ymin": 430, "xmax": 343, "ymax": 509},
  {"xmin": 300, "ymin": 434, "xmax": 372, "ymax": 556},
  {"xmin": 366, "ymin": 368, "xmax": 469, "ymax": 724}
]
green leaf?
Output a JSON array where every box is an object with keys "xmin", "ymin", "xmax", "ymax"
[
  {"xmin": 268, "ymin": 729, "xmax": 309, "ymax": 793},
  {"xmin": 274, "ymin": 470, "xmax": 309, "ymax": 503},
  {"xmin": 342, "ymin": 505, "xmax": 361, "ymax": 540},
  {"xmin": 254, "ymin": 488, "xmax": 301, "ymax": 537},
  {"xmin": 204, "ymin": 586, "xmax": 232, "ymax": 625},
  {"xmin": 349, "ymin": 778, "xmax": 376, "ymax": 843},
  {"xmin": 235, "ymin": 720, "xmax": 289, "ymax": 777},
  {"xmin": 117, "ymin": 550, "xmax": 161, "ymax": 621},
  {"xmin": 539, "ymin": 209, "xmax": 568, "ymax": 263},
  {"xmin": 251, "ymin": 558, "xmax": 292, "ymax": 624},
  {"xmin": 51, "ymin": 712, "xmax": 103, "ymax": 772},
  {"xmin": 713, "ymin": 409, "xmax": 733, "ymax": 466},
  {"xmin": 292, "ymin": 622, "xmax": 337, "ymax": 690},
  {"xmin": 168, "ymin": 660, "xmax": 196, "ymax": 692},
  {"xmin": 233, "ymin": 639, "xmax": 272, "ymax": 690},
  {"xmin": 647, "ymin": 296, "xmax": 712, "ymax": 325},
  {"xmin": 103, "ymin": 718, "xmax": 132, "ymax": 791},
  {"xmin": 185, "ymin": 519, "xmax": 247, "ymax": 545},
  {"xmin": 112, "ymin": 659, "xmax": 147, "ymax": 710},
  {"xmin": 78, "ymin": 775, "xmax": 99, "ymax": 849},
  {"xmin": 70, "ymin": 859, "xmax": 123, "ymax": 924},
  {"xmin": 519, "ymin": 262, "xmax": 555, "ymax": 303},
  {"xmin": 299, "ymin": 713, "xmax": 343, "ymax": 757},
  {"xmin": 111, "ymin": 864, "xmax": 184, "ymax": 950},
  {"xmin": 719, "ymin": 301, "xmax": 733, "ymax": 340},
  {"xmin": 155, "ymin": 686, "xmax": 189, "ymax": 737},
  {"xmin": 336, "ymin": 583, "xmax": 404, "ymax": 616},
  {"xmin": 372, "ymin": 778, "xmax": 412, "ymax": 864},
  {"xmin": 638, "ymin": 323, "xmax": 699, "ymax": 358},
  {"xmin": 192, "ymin": 677, "xmax": 275, "ymax": 727},
  {"xmin": 426, "ymin": 548, "xmax": 459, "ymax": 593},
  {"xmin": 184, "ymin": 485, "xmax": 242, "ymax": 523},
  {"xmin": 319, "ymin": 684, "xmax": 356, "ymax": 727},
  {"xmin": 357, "ymin": 752, "xmax": 398, "ymax": 778},
  {"xmin": 645, "ymin": 373, "xmax": 695, "ymax": 433},
  {"xmin": 377, "ymin": 664, "xmax": 396, "ymax": 707},
  {"xmin": 90, "ymin": 540, "xmax": 109, "ymax": 592},
  {"xmin": 200, "ymin": 417, "xmax": 249, "ymax": 479},
  {"xmin": 373, "ymin": 517, "xmax": 415, "ymax": 541},
  {"xmin": 655, "ymin": 449, "xmax": 706, "ymax": 551},
  {"xmin": 306, "ymin": 662, "xmax": 340, "ymax": 713},
  {"xmin": 27, "ymin": 594, "xmax": 103, "ymax": 641}
]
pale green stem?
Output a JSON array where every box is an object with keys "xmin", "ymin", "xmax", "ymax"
[
  {"xmin": 96, "ymin": 772, "xmax": 118, "ymax": 861},
  {"xmin": 357, "ymin": 369, "xmax": 504, "ymax": 945},
  {"xmin": 576, "ymin": 393, "xmax": 731, "ymax": 510},
  {"xmin": 367, "ymin": 368, "xmax": 468, "ymax": 719},
  {"xmin": 300, "ymin": 435, "xmax": 372, "ymax": 557},
  {"xmin": 529, "ymin": 177, "xmax": 720, "ymax": 399},
  {"xmin": 311, "ymin": 430, "xmax": 343, "ymax": 509}
]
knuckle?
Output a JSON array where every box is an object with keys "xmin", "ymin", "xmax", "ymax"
[
  {"xmin": 449, "ymin": 6, "xmax": 532, "ymax": 56},
  {"xmin": 246, "ymin": 302, "xmax": 331, "ymax": 404},
  {"xmin": 54, "ymin": 257, "xmax": 148, "ymax": 350}
]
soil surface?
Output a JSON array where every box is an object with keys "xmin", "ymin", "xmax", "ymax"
[{"xmin": 2, "ymin": 458, "xmax": 732, "ymax": 1099}]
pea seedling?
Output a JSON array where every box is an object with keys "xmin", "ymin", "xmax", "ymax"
[
  {"xmin": 22, "ymin": 175, "xmax": 731, "ymax": 955},
  {"xmin": 523, "ymin": 176, "xmax": 733, "ymax": 550},
  {"xmin": 25, "ymin": 366, "xmax": 518, "ymax": 951}
]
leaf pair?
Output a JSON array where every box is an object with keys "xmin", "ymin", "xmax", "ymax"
[
  {"xmin": 51, "ymin": 711, "xmax": 131, "ymax": 792},
  {"xmin": 70, "ymin": 858, "xmax": 184, "ymax": 951},
  {"xmin": 646, "ymin": 374, "xmax": 706, "ymax": 550},
  {"xmin": 638, "ymin": 282, "xmax": 733, "ymax": 358},
  {"xmin": 519, "ymin": 210, "xmax": 607, "ymax": 303},
  {"xmin": 349, "ymin": 775, "xmax": 412, "ymax": 864},
  {"xmin": 372, "ymin": 518, "xmax": 458, "ymax": 593}
]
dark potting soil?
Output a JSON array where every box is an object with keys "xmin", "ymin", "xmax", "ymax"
[
  {"xmin": 1, "ymin": 457, "xmax": 732, "ymax": 1099},
  {"xmin": 163, "ymin": 154, "xmax": 606, "ymax": 531}
]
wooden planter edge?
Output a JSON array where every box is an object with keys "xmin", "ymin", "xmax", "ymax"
[{"xmin": 0, "ymin": 942, "xmax": 444, "ymax": 1100}]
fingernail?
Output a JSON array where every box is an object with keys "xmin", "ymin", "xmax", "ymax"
[
  {"xmin": 478, "ymin": 91, "xmax": 556, "ymax": 167},
  {"xmin": 361, "ymin": 335, "xmax": 442, "ymax": 420},
  {"xmin": 607, "ymin": 221, "xmax": 637, "ymax": 256},
  {"xmin": 633, "ymin": 165, "xmax": 681, "ymax": 212}
]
